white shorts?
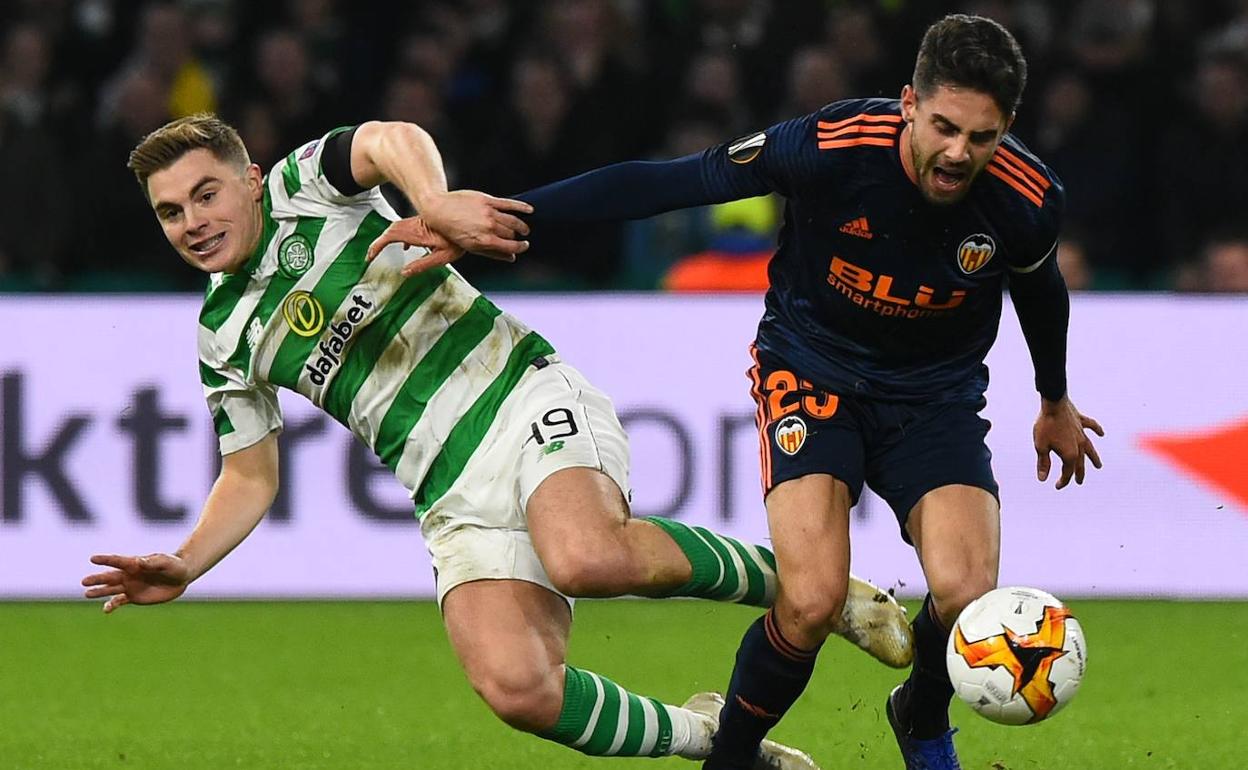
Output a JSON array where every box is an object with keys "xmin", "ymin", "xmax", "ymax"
[{"xmin": 421, "ymin": 359, "xmax": 631, "ymax": 606}]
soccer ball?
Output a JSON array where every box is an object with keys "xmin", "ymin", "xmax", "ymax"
[{"xmin": 945, "ymin": 586, "xmax": 1087, "ymax": 725}]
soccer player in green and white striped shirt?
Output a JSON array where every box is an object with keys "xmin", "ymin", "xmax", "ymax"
[{"xmin": 82, "ymin": 114, "xmax": 911, "ymax": 768}]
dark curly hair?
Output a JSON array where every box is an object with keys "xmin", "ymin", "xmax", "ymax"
[{"xmin": 913, "ymin": 14, "xmax": 1028, "ymax": 116}]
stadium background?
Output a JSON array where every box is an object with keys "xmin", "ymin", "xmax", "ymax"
[{"xmin": 1, "ymin": 1, "xmax": 1246, "ymax": 768}]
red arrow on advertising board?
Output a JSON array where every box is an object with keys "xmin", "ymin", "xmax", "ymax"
[{"xmin": 1139, "ymin": 416, "xmax": 1248, "ymax": 515}]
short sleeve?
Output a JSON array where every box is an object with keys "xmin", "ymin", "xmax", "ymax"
[
  {"xmin": 198, "ymin": 347, "xmax": 283, "ymax": 455},
  {"xmin": 268, "ymin": 126, "xmax": 385, "ymax": 217}
]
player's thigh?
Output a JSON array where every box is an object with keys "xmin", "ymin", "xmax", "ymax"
[
  {"xmin": 421, "ymin": 361, "xmax": 630, "ymax": 539},
  {"xmin": 765, "ymin": 473, "xmax": 853, "ymax": 644},
  {"xmin": 748, "ymin": 352, "xmax": 867, "ymax": 504},
  {"xmin": 527, "ymin": 467, "xmax": 630, "ymax": 551},
  {"xmin": 526, "ymin": 465, "xmax": 635, "ymax": 581},
  {"xmin": 442, "ymin": 578, "xmax": 571, "ymax": 728},
  {"xmin": 748, "ymin": 355, "xmax": 865, "ymax": 642},
  {"xmin": 866, "ymin": 398, "xmax": 999, "ymax": 546},
  {"xmin": 907, "ymin": 483, "xmax": 1001, "ymax": 624},
  {"xmin": 518, "ymin": 365, "xmax": 634, "ymax": 560}
]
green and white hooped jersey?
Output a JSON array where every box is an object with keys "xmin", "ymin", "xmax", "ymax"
[{"xmin": 198, "ymin": 128, "xmax": 554, "ymax": 517}]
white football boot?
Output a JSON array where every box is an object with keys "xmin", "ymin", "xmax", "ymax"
[
  {"xmin": 836, "ymin": 573, "xmax": 914, "ymax": 668},
  {"xmin": 682, "ymin": 692, "xmax": 821, "ymax": 770}
]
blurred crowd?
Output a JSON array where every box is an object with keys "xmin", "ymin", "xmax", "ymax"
[{"xmin": 2, "ymin": 0, "xmax": 1248, "ymax": 293}]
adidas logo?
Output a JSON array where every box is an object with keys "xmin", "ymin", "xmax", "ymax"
[{"xmin": 839, "ymin": 216, "xmax": 873, "ymax": 239}]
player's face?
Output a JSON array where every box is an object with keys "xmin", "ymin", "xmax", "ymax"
[
  {"xmin": 900, "ymin": 84, "xmax": 1011, "ymax": 205},
  {"xmin": 146, "ymin": 148, "xmax": 265, "ymax": 273}
]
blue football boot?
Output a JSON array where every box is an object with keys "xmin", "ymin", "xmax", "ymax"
[{"xmin": 885, "ymin": 684, "xmax": 962, "ymax": 770}]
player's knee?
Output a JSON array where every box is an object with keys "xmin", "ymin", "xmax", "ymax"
[
  {"xmin": 470, "ymin": 665, "xmax": 563, "ymax": 733},
  {"xmin": 777, "ymin": 578, "xmax": 848, "ymax": 643},
  {"xmin": 929, "ymin": 569, "xmax": 996, "ymax": 624},
  {"xmin": 544, "ymin": 544, "xmax": 629, "ymax": 597},
  {"xmin": 545, "ymin": 552, "xmax": 602, "ymax": 597}
]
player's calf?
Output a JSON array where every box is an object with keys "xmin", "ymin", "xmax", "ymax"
[
  {"xmin": 644, "ymin": 517, "xmax": 778, "ymax": 606},
  {"xmin": 470, "ymin": 660, "xmax": 717, "ymax": 759},
  {"xmin": 541, "ymin": 666, "xmax": 716, "ymax": 758},
  {"xmin": 897, "ymin": 594, "xmax": 959, "ymax": 741},
  {"xmin": 644, "ymin": 518, "xmax": 912, "ymax": 667},
  {"xmin": 706, "ymin": 609, "xmax": 822, "ymax": 768}
]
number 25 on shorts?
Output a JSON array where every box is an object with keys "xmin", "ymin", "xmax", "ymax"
[{"xmin": 764, "ymin": 370, "xmax": 839, "ymax": 422}]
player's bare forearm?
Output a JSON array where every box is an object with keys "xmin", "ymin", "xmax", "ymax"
[
  {"xmin": 81, "ymin": 435, "xmax": 278, "ymax": 612},
  {"xmin": 347, "ymin": 121, "xmax": 447, "ymax": 208},
  {"xmin": 176, "ymin": 433, "xmax": 280, "ymax": 581},
  {"xmin": 349, "ymin": 121, "xmax": 531, "ymax": 261}
]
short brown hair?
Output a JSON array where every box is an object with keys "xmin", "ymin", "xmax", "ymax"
[
  {"xmin": 913, "ymin": 14, "xmax": 1027, "ymax": 117},
  {"xmin": 128, "ymin": 113, "xmax": 250, "ymax": 191}
]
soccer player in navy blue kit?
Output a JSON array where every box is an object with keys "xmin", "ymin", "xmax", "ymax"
[{"xmin": 393, "ymin": 14, "xmax": 1103, "ymax": 770}]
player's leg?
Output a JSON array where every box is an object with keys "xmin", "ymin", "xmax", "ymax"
[
  {"xmin": 528, "ymin": 466, "xmax": 910, "ymax": 666},
  {"xmin": 869, "ymin": 399, "xmax": 999, "ymax": 768},
  {"xmin": 705, "ymin": 356, "xmax": 874, "ymax": 769},
  {"xmin": 524, "ymin": 362, "xmax": 910, "ymax": 668},
  {"xmin": 441, "ymin": 577, "xmax": 717, "ymax": 758},
  {"xmin": 704, "ymin": 474, "xmax": 852, "ymax": 769},
  {"xmin": 420, "ymin": 363, "xmax": 815, "ymax": 763},
  {"xmin": 526, "ymin": 465, "xmax": 777, "ymax": 604},
  {"xmin": 521, "ymin": 363, "xmax": 777, "ymax": 606},
  {"xmin": 441, "ymin": 579, "xmax": 568, "ymax": 733},
  {"xmin": 899, "ymin": 484, "xmax": 1000, "ymax": 738}
]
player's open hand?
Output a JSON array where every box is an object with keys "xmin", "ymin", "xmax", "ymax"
[
  {"xmin": 367, "ymin": 216, "xmax": 466, "ymax": 276},
  {"xmin": 415, "ymin": 190, "xmax": 532, "ymax": 262},
  {"xmin": 1033, "ymin": 396, "xmax": 1104, "ymax": 490},
  {"xmin": 81, "ymin": 553, "xmax": 191, "ymax": 613}
]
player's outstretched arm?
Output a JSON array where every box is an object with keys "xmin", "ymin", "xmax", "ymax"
[
  {"xmin": 516, "ymin": 111, "xmax": 821, "ymax": 224},
  {"xmin": 81, "ymin": 432, "xmax": 280, "ymax": 612},
  {"xmin": 517, "ymin": 153, "xmax": 763, "ymax": 225},
  {"xmin": 1008, "ymin": 245, "xmax": 1103, "ymax": 489},
  {"xmin": 348, "ymin": 121, "xmax": 532, "ymax": 261}
]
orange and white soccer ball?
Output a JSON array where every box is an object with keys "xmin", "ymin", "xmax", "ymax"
[{"xmin": 946, "ymin": 586, "xmax": 1087, "ymax": 725}]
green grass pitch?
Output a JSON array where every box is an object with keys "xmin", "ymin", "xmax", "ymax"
[{"xmin": 2, "ymin": 600, "xmax": 1244, "ymax": 769}]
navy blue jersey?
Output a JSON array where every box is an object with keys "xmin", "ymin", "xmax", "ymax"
[{"xmin": 701, "ymin": 98, "xmax": 1065, "ymax": 402}]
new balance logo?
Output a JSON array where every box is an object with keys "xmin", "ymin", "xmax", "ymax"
[
  {"xmin": 839, "ymin": 217, "xmax": 873, "ymax": 239},
  {"xmin": 246, "ymin": 317, "xmax": 264, "ymax": 349}
]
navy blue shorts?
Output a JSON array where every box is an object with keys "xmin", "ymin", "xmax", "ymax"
[{"xmin": 748, "ymin": 352, "xmax": 999, "ymax": 543}]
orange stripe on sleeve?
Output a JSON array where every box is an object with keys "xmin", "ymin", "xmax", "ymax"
[
  {"xmin": 816, "ymin": 113, "xmax": 903, "ymax": 132},
  {"xmin": 993, "ymin": 146, "xmax": 1050, "ymax": 190},
  {"xmin": 988, "ymin": 159, "xmax": 1045, "ymax": 199},
  {"xmin": 991, "ymin": 155, "xmax": 1049, "ymax": 196},
  {"xmin": 987, "ymin": 164, "xmax": 1043, "ymax": 207},
  {"xmin": 816, "ymin": 124, "xmax": 899, "ymax": 140},
  {"xmin": 818, "ymin": 137, "xmax": 896, "ymax": 150}
]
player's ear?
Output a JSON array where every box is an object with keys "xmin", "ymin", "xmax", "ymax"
[
  {"xmin": 244, "ymin": 163, "xmax": 264, "ymax": 200},
  {"xmin": 900, "ymin": 84, "xmax": 917, "ymax": 121}
]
